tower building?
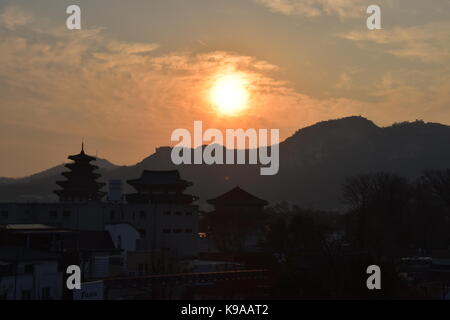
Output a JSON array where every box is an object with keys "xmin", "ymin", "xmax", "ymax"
[{"xmin": 54, "ymin": 144, "xmax": 106, "ymax": 202}]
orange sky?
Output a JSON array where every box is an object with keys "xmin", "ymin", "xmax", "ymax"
[{"xmin": 1, "ymin": 1, "xmax": 450, "ymax": 177}]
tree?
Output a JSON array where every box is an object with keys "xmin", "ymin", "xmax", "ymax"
[{"xmin": 343, "ymin": 172, "xmax": 411, "ymax": 259}]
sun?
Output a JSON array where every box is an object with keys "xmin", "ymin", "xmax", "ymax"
[{"xmin": 210, "ymin": 73, "xmax": 249, "ymax": 115}]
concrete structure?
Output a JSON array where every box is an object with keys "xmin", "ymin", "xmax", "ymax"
[
  {"xmin": 107, "ymin": 180, "xmax": 123, "ymax": 202},
  {"xmin": 0, "ymin": 201, "xmax": 199, "ymax": 258},
  {"xmin": 0, "ymin": 247, "xmax": 62, "ymax": 300}
]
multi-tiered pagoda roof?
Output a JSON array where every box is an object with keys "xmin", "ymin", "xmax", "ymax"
[
  {"xmin": 126, "ymin": 170, "xmax": 198, "ymax": 204},
  {"xmin": 54, "ymin": 144, "xmax": 106, "ymax": 202}
]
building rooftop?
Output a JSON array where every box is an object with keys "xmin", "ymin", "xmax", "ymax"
[
  {"xmin": 127, "ymin": 170, "xmax": 190, "ymax": 186},
  {"xmin": 207, "ymin": 186, "xmax": 268, "ymax": 206}
]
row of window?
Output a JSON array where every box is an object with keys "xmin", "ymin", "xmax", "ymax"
[
  {"xmin": 20, "ymin": 287, "xmax": 51, "ymax": 300},
  {"xmin": 163, "ymin": 228, "xmax": 193, "ymax": 234},
  {"xmin": 0, "ymin": 210, "xmax": 30, "ymax": 219},
  {"xmin": 49, "ymin": 210, "xmax": 71, "ymax": 219},
  {"xmin": 164, "ymin": 211, "xmax": 193, "ymax": 216},
  {"xmin": 0, "ymin": 210, "xmax": 8, "ymax": 219},
  {"xmin": 109, "ymin": 211, "xmax": 194, "ymax": 221},
  {"xmin": 0, "ymin": 210, "xmax": 73, "ymax": 220},
  {"xmin": 110, "ymin": 211, "xmax": 139, "ymax": 220},
  {"xmin": 0, "ymin": 209, "xmax": 194, "ymax": 221},
  {"xmin": 137, "ymin": 228, "xmax": 193, "ymax": 238}
]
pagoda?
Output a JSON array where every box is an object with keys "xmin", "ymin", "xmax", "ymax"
[
  {"xmin": 54, "ymin": 144, "xmax": 106, "ymax": 202},
  {"xmin": 126, "ymin": 170, "xmax": 198, "ymax": 204}
]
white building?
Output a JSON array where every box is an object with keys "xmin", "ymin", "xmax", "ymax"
[
  {"xmin": 0, "ymin": 247, "xmax": 62, "ymax": 300},
  {"xmin": 0, "ymin": 201, "xmax": 199, "ymax": 259}
]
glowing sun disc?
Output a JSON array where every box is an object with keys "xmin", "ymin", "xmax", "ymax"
[{"xmin": 210, "ymin": 73, "xmax": 249, "ymax": 115}]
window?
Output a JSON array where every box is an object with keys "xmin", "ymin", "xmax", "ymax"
[
  {"xmin": 174, "ymin": 212, "xmax": 182, "ymax": 216},
  {"xmin": 163, "ymin": 211, "xmax": 171, "ymax": 216},
  {"xmin": 63, "ymin": 210, "xmax": 71, "ymax": 218},
  {"xmin": 185, "ymin": 212, "xmax": 192, "ymax": 216},
  {"xmin": 174, "ymin": 229, "xmax": 182, "ymax": 234},
  {"xmin": 24, "ymin": 264, "xmax": 34, "ymax": 273},
  {"xmin": 110, "ymin": 211, "xmax": 115, "ymax": 220},
  {"xmin": 163, "ymin": 229, "xmax": 171, "ymax": 234},
  {"xmin": 0, "ymin": 210, "xmax": 8, "ymax": 220},
  {"xmin": 41, "ymin": 287, "xmax": 51, "ymax": 300},
  {"xmin": 185, "ymin": 229, "xmax": 193, "ymax": 233},
  {"xmin": 49, "ymin": 211, "xmax": 57, "ymax": 219},
  {"xmin": 139, "ymin": 211, "xmax": 147, "ymax": 220},
  {"xmin": 21, "ymin": 290, "xmax": 32, "ymax": 300},
  {"xmin": 117, "ymin": 235, "xmax": 122, "ymax": 249},
  {"xmin": 110, "ymin": 257, "xmax": 123, "ymax": 266},
  {"xmin": 138, "ymin": 264, "xmax": 144, "ymax": 275},
  {"xmin": 139, "ymin": 229, "xmax": 146, "ymax": 238}
]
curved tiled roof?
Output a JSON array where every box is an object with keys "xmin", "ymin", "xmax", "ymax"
[{"xmin": 207, "ymin": 186, "xmax": 268, "ymax": 206}]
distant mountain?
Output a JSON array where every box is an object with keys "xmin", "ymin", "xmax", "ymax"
[{"xmin": 2, "ymin": 116, "xmax": 450, "ymax": 210}]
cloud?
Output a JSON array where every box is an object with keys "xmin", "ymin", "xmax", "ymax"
[
  {"xmin": 253, "ymin": 0, "xmax": 369, "ymax": 18},
  {"xmin": 339, "ymin": 22, "xmax": 450, "ymax": 63},
  {"xmin": 1, "ymin": 5, "xmax": 450, "ymax": 177},
  {"xmin": 0, "ymin": 6, "xmax": 33, "ymax": 30},
  {"xmin": 336, "ymin": 72, "xmax": 351, "ymax": 89},
  {"xmin": 0, "ymin": 6, "xmax": 313, "ymax": 174}
]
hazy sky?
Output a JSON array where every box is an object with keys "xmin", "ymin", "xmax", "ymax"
[{"xmin": 1, "ymin": 0, "xmax": 449, "ymax": 177}]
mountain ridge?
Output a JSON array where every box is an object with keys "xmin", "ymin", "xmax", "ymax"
[{"xmin": 2, "ymin": 116, "xmax": 450, "ymax": 210}]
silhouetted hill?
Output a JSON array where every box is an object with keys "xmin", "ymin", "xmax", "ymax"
[{"xmin": 2, "ymin": 116, "xmax": 450, "ymax": 210}]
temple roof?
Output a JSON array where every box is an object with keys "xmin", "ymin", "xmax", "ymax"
[
  {"xmin": 127, "ymin": 170, "xmax": 191, "ymax": 188},
  {"xmin": 207, "ymin": 186, "xmax": 268, "ymax": 206}
]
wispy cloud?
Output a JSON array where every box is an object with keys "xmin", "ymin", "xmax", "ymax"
[
  {"xmin": 0, "ymin": 6, "xmax": 309, "ymax": 174},
  {"xmin": 253, "ymin": 0, "xmax": 369, "ymax": 18},
  {"xmin": 0, "ymin": 5, "xmax": 33, "ymax": 30},
  {"xmin": 339, "ymin": 22, "xmax": 450, "ymax": 63},
  {"xmin": 1, "ymin": 4, "xmax": 450, "ymax": 177}
]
